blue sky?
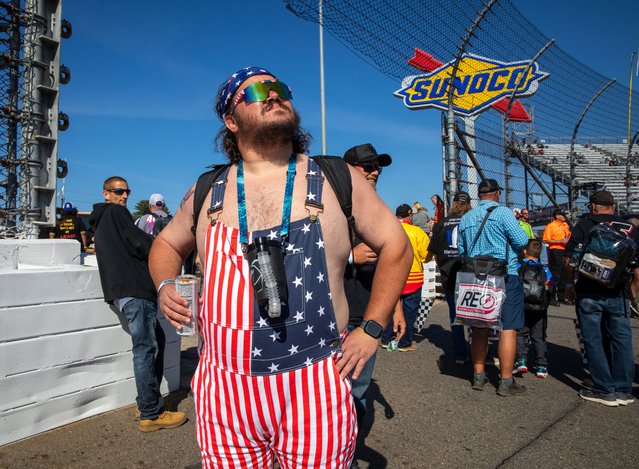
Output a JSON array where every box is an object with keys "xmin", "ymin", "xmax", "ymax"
[{"xmin": 58, "ymin": 0, "xmax": 639, "ymax": 214}]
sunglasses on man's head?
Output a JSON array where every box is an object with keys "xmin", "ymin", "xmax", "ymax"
[
  {"xmin": 356, "ymin": 162, "xmax": 383, "ymax": 173},
  {"xmin": 230, "ymin": 80, "xmax": 293, "ymax": 114},
  {"xmin": 106, "ymin": 188, "xmax": 131, "ymax": 196}
]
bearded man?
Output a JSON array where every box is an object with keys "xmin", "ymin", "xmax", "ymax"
[{"xmin": 148, "ymin": 67, "xmax": 412, "ymax": 468}]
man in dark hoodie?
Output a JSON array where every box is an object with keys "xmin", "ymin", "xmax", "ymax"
[{"xmin": 90, "ymin": 176, "xmax": 186, "ymax": 432}]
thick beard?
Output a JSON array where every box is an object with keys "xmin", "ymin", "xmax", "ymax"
[{"xmin": 235, "ymin": 102, "xmax": 301, "ymax": 148}]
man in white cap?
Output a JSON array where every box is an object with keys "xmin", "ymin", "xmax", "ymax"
[{"xmin": 136, "ymin": 193, "xmax": 171, "ymax": 237}]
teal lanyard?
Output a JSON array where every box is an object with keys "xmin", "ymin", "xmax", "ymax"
[{"xmin": 237, "ymin": 154, "xmax": 297, "ymax": 249}]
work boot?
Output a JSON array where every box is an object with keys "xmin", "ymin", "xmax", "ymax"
[{"xmin": 139, "ymin": 411, "xmax": 187, "ymax": 432}]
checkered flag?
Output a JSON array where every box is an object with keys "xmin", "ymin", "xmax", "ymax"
[{"xmin": 414, "ymin": 297, "xmax": 434, "ymax": 333}]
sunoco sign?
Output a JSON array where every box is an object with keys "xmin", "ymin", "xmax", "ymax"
[{"xmin": 395, "ymin": 53, "xmax": 548, "ymax": 116}]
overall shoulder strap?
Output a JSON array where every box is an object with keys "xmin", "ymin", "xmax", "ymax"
[
  {"xmin": 305, "ymin": 158, "xmax": 325, "ymax": 221},
  {"xmin": 192, "ymin": 164, "xmax": 231, "ymax": 235},
  {"xmin": 469, "ymin": 205, "xmax": 497, "ymax": 253}
]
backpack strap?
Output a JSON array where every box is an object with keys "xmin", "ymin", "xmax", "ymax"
[
  {"xmin": 191, "ymin": 163, "xmax": 231, "ymax": 236},
  {"xmin": 311, "ymin": 155, "xmax": 354, "ymax": 246},
  {"xmin": 183, "ymin": 164, "xmax": 231, "ymax": 275},
  {"xmin": 469, "ymin": 205, "xmax": 497, "ymax": 253}
]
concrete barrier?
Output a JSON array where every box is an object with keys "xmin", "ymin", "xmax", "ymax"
[{"xmin": 0, "ymin": 239, "xmax": 180, "ymax": 446}]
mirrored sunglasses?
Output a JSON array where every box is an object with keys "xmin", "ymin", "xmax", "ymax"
[
  {"xmin": 230, "ymin": 80, "xmax": 293, "ymax": 114},
  {"xmin": 107, "ymin": 188, "xmax": 131, "ymax": 196}
]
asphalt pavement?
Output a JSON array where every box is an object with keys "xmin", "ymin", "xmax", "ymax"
[{"xmin": 1, "ymin": 301, "xmax": 638, "ymax": 469}]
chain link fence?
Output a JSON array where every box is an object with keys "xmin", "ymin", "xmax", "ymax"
[{"xmin": 285, "ymin": 0, "xmax": 639, "ymax": 218}]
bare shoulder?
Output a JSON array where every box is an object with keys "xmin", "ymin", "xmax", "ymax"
[{"xmin": 349, "ymin": 167, "xmax": 404, "ymax": 252}]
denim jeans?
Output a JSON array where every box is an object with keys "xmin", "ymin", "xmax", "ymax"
[
  {"xmin": 347, "ymin": 323, "xmax": 377, "ymax": 429},
  {"xmin": 444, "ymin": 289, "xmax": 468, "ymax": 361},
  {"xmin": 576, "ymin": 294, "xmax": 634, "ymax": 395},
  {"xmin": 121, "ymin": 298, "xmax": 165, "ymax": 419},
  {"xmin": 382, "ymin": 289, "xmax": 421, "ymax": 348}
]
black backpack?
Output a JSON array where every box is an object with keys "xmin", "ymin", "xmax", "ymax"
[
  {"xmin": 518, "ymin": 261, "xmax": 548, "ymax": 310},
  {"xmin": 576, "ymin": 220, "xmax": 638, "ymax": 289},
  {"xmin": 150, "ymin": 212, "xmax": 173, "ymax": 238}
]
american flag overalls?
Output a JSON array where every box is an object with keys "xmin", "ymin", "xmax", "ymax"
[{"xmin": 192, "ymin": 158, "xmax": 357, "ymax": 468}]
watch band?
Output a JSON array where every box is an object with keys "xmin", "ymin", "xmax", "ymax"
[
  {"xmin": 360, "ymin": 319, "xmax": 383, "ymax": 339},
  {"xmin": 157, "ymin": 279, "xmax": 175, "ymax": 293}
]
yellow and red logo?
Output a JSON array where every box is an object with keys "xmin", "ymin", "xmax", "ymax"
[{"xmin": 395, "ymin": 52, "xmax": 549, "ymax": 117}]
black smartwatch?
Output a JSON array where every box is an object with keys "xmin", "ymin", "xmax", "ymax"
[{"xmin": 360, "ymin": 319, "xmax": 383, "ymax": 339}]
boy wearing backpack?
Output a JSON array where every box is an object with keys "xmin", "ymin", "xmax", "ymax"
[
  {"xmin": 565, "ymin": 191, "xmax": 639, "ymax": 407},
  {"xmin": 514, "ymin": 239, "xmax": 554, "ymax": 379}
]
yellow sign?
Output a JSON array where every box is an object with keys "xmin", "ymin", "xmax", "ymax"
[{"xmin": 395, "ymin": 53, "xmax": 548, "ymax": 116}]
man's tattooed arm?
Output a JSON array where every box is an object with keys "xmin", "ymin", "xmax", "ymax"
[{"xmin": 180, "ymin": 187, "xmax": 195, "ymax": 210}]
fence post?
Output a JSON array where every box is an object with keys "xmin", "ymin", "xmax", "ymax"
[
  {"xmin": 503, "ymin": 39, "xmax": 555, "ymax": 207},
  {"xmin": 626, "ymin": 128, "xmax": 639, "ymax": 212},
  {"xmin": 568, "ymin": 79, "xmax": 616, "ymax": 218},
  {"xmin": 444, "ymin": 0, "xmax": 499, "ymax": 206}
]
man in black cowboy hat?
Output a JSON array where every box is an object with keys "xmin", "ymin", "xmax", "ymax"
[
  {"xmin": 343, "ymin": 143, "xmax": 392, "ymax": 188},
  {"xmin": 342, "ymin": 143, "xmax": 405, "ymax": 445}
]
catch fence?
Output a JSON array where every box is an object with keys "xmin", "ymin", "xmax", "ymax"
[{"xmin": 285, "ymin": 0, "xmax": 639, "ymax": 215}]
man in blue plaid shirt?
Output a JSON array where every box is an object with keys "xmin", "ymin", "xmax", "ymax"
[{"xmin": 458, "ymin": 179, "xmax": 529, "ymax": 396}]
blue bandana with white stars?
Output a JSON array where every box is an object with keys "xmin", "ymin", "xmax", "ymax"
[{"xmin": 217, "ymin": 66, "xmax": 273, "ymax": 119}]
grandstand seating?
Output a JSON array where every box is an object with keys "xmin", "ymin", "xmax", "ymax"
[{"xmin": 517, "ymin": 142, "xmax": 639, "ymax": 213}]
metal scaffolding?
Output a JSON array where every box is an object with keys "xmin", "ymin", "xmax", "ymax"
[{"xmin": 0, "ymin": 0, "xmax": 70, "ymax": 239}]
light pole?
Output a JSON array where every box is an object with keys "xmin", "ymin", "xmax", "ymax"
[{"xmin": 319, "ymin": 0, "xmax": 327, "ymax": 154}]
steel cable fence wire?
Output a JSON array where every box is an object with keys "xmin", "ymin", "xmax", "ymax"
[{"xmin": 285, "ymin": 0, "xmax": 639, "ymax": 139}]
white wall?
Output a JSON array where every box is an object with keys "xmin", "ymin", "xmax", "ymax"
[{"xmin": 0, "ymin": 240, "xmax": 181, "ymax": 446}]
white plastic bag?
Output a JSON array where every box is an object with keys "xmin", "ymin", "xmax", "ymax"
[{"xmin": 454, "ymin": 271, "xmax": 506, "ymax": 330}]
